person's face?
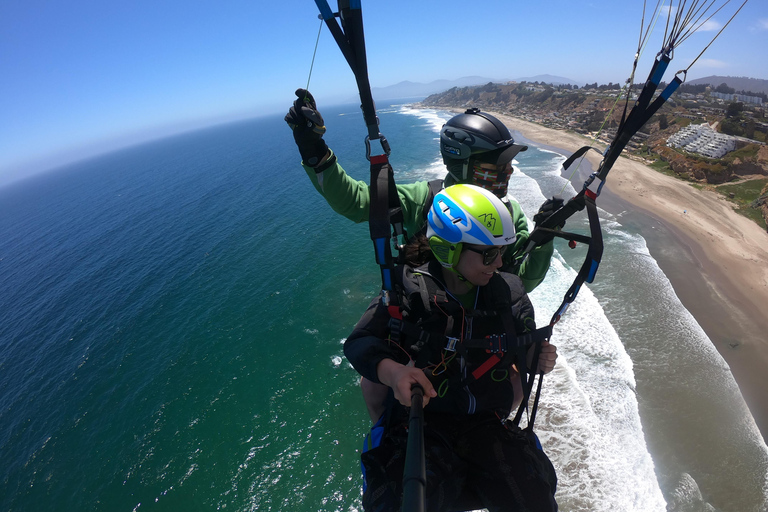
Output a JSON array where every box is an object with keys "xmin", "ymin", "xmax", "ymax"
[
  {"xmin": 455, "ymin": 244, "xmax": 506, "ymax": 286},
  {"xmin": 478, "ymin": 160, "xmax": 513, "ymax": 174}
]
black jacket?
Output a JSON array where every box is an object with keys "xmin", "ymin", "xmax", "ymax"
[{"xmin": 344, "ymin": 259, "xmax": 536, "ymax": 417}]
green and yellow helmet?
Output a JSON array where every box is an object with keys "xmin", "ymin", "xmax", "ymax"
[{"xmin": 426, "ymin": 184, "xmax": 516, "ymax": 269}]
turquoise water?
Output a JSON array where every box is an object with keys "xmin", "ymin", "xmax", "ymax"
[{"xmin": 1, "ymin": 103, "xmax": 766, "ymax": 511}]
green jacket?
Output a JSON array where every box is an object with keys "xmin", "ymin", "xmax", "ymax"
[{"xmin": 303, "ymin": 151, "xmax": 554, "ymax": 292}]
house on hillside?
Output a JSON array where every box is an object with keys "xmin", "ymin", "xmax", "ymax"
[
  {"xmin": 667, "ymin": 123, "xmax": 736, "ymax": 159},
  {"xmin": 710, "ymin": 92, "xmax": 763, "ymax": 105}
]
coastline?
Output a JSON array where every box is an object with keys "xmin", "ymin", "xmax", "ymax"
[{"xmin": 489, "ymin": 113, "xmax": 768, "ymax": 441}]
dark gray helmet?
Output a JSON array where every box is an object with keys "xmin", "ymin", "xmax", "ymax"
[{"xmin": 440, "ymin": 108, "xmax": 528, "ymax": 182}]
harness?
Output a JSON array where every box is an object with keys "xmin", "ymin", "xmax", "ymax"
[{"xmin": 387, "ymin": 260, "xmax": 552, "ymax": 419}]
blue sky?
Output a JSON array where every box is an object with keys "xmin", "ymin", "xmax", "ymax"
[{"xmin": 2, "ymin": 0, "xmax": 766, "ymax": 186}]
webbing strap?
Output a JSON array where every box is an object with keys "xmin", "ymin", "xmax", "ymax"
[
  {"xmin": 462, "ymin": 325, "xmax": 553, "ymax": 352},
  {"xmin": 369, "ymin": 154, "xmax": 403, "ymax": 292},
  {"xmin": 314, "ymin": 0, "xmax": 379, "ymax": 141},
  {"xmin": 471, "ymin": 354, "xmax": 503, "ymax": 381},
  {"xmin": 508, "ymin": 193, "xmax": 602, "ymax": 428},
  {"xmin": 514, "ymin": 189, "xmax": 588, "ymax": 265},
  {"xmin": 315, "ymin": 1, "xmax": 403, "ymax": 296},
  {"xmin": 550, "ymin": 194, "xmax": 603, "ymax": 324},
  {"xmin": 599, "ymin": 54, "xmax": 681, "ymax": 180},
  {"xmin": 467, "ymin": 324, "xmax": 553, "ymax": 383},
  {"xmin": 526, "ymin": 368, "xmax": 545, "ymax": 428},
  {"xmin": 559, "ymin": 145, "xmax": 602, "ymax": 173},
  {"xmin": 514, "ymin": 341, "xmax": 544, "ymax": 426}
]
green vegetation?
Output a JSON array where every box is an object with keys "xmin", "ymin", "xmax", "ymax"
[
  {"xmin": 649, "ymin": 159, "xmax": 676, "ymax": 177},
  {"xmin": 714, "ymin": 178, "xmax": 768, "ymax": 229},
  {"xmin": 693, "ymin": 160, "xmax": 727, "ymax": 176},
  {"xmin": 719, "ymin": 118, "xmax": 743, "ymax": 136},
  {"xmin": 673, "ymin": 117, "xmax": 694, "ymax": 128},
  {"xmin": 723, "ymin": 144, "xmax": 760, "ymax": 162}
]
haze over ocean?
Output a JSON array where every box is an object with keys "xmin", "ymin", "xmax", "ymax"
[{"xmin": 1, "ymin": 102, "xmax": 766, "ymax": 511}]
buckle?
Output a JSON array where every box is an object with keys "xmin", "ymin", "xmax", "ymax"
[
  {"xmin": 445, "ymin": 337, "xmax": 459, "ymax": 352},
  {"xmin": 485, "ymin": 334, "xmax": 506, "ymax": 353}
]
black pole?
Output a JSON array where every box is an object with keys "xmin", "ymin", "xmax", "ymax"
[{"xmin": 402, "ymin": 385, "xmax": 426, "ymax": 512}]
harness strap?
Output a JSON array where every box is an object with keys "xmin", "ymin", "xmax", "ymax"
[
  {"xmin": 416, "ymin": 274, "xmax": 432, "ymax": 311},
  {"xmin": 461, "ymin": 325, "xmax": 552, "ymax": 353},
  {"xmin": 550, "ymin": 193, "xmax": 603, "ymax": 324},
  {"xmin": 315, "ymin": 1, "xmax": 403, "ymax": 298},
  {"xmin": 471, "ymin": 354, "xmax": 503, "ymax": 381},
  {"xmin": 314, "ymin": 0, "xmax": 379, "ymax": 141},
  {"xmin": 389, "ymin": 266, "xmax": 552, "ymax": 427},
  {"xmin": 370, "ymin": 154, "xmax": 404, "ymax": 294},
  {"xmin": 599, "ymin": 54, "xmax": 681, "ymax": 180},
  {"xmin": 527, "ymin": 365, "xmax": 546, "ymax": 429}
]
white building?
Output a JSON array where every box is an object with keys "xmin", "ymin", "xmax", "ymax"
[
  {"xmin": 710, "ymin": 92, "xmax": 763, "ymax": 105},
  {"xmin": 667, "ymin": 123, "xmax": 736, "ymax": 159}
]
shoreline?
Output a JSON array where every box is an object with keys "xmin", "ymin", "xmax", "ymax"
[{"xmin": 489, "ymin": 113, "xmax": 768, "ymax": 442}]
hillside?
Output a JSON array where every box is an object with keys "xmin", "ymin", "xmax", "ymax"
[
  {"xmin": 687, "ymin": 76, "xmax": 768, "ymax": 95},
  {"xmin": 371, "ymin": 75, "xmax": 580, "ymax": 100},
  {"xmin": 420, "ymin": 81, "xmax": 768, "ymax": 229}
]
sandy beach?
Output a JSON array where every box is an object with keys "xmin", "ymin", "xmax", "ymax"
[{"xmin": 490, "ymin": 113, "xmax": 768, "ymax": 440}]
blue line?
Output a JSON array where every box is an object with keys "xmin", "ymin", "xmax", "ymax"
[
  {"xmin": 382, "ymin": 269, "xmax": 392, "ymax": 291},
  {"xmin": 314, "ymin": 0, "xmax": 334, "ymax": 20},
  {"xmin": 587, "ymin": 260, "xmax": 600, "ymax": 282},
  {"xmin": 374, "ymin": 238, "xmax": 386, "ymax": 262},
  {"xmin": 651, "ymin": 59, "xmax": 669, "ymax": 85},
  {"xmin": 660, "ymin": 79, "xmax": 681, "ymax": 100}
]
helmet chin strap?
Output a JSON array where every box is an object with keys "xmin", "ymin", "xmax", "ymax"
[
  {"xmin": 455, "ymin": 270, "xmax": 469, "ymax": 282},
  {"xmin": 449, "ymin": 245, "xmax": 469, "ymax": 282},
  {"xmin": 461, "ymin": 160, "xmax": 471, "ymax": 182},
  {"xmin": 443, "ymin": 261, "xmax": 470, "ymax": 290},
  {"xmin": 446, "ymin": 264, "xmax": 467, "ymax": 281},
  {"xmin": 444, "ymin": 162, "xmax": 467, "ymax": 185}
]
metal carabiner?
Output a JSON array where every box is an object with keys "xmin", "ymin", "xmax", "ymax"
[{"xmin": 365, "ymin": 134, "xmax": 392, "ymax": 161}]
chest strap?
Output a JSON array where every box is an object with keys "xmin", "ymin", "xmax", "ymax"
[{"xmin": 460, "ymin": 324, "xmax": 552, "ymax": 381}]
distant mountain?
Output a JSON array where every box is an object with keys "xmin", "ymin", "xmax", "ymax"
[
  {"xmin": 687, "ymin": 76, "xmax": 768, "ymax": 95},
  {"xmin": 367, "ymin": 75, "xmax": 768, "ymax": 104},
  {"xmin": 513, "ymin": 74, "xmax": 581, "ymax": 87},
  {"xmin": 371, "ymin": 74, "xmax": 581, "ymax": 100},
  {"xmin": 372, "ymin": 76, "xmax": 499, "ymax": 100}
]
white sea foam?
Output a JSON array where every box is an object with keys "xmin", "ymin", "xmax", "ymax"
[
  {"xmin": 528, "ymin": 256, "xmax": 667, "ymax": 511},
  {"xmin": 397, "ymin": 105, "xmax": 452, "ymax": 133}
]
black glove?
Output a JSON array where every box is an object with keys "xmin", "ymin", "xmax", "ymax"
[
  {"xmin": 533, "ymin": 196, "xmax": 566, "ymax": 229},
  {"xmin": 285, "ymin": 88, "xmax": 329, "ymax": 167}
]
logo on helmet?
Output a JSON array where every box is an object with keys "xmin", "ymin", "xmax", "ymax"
[
  {"xmin": 478, "ymin": 213, "xmax": 497, "ymax": 231},
  {"xmin": 442, "ymin": 144, "xmax": 461, "ymax": 157}
]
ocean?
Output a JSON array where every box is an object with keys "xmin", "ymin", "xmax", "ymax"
[{"xmin": 1, "ymin": 101, "xmax": 766, "ymax": 511}]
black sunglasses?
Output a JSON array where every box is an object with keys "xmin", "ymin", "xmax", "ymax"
[{"xmin": 463, "ymin": 245, "xmax": 507, "ymax": 265}]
